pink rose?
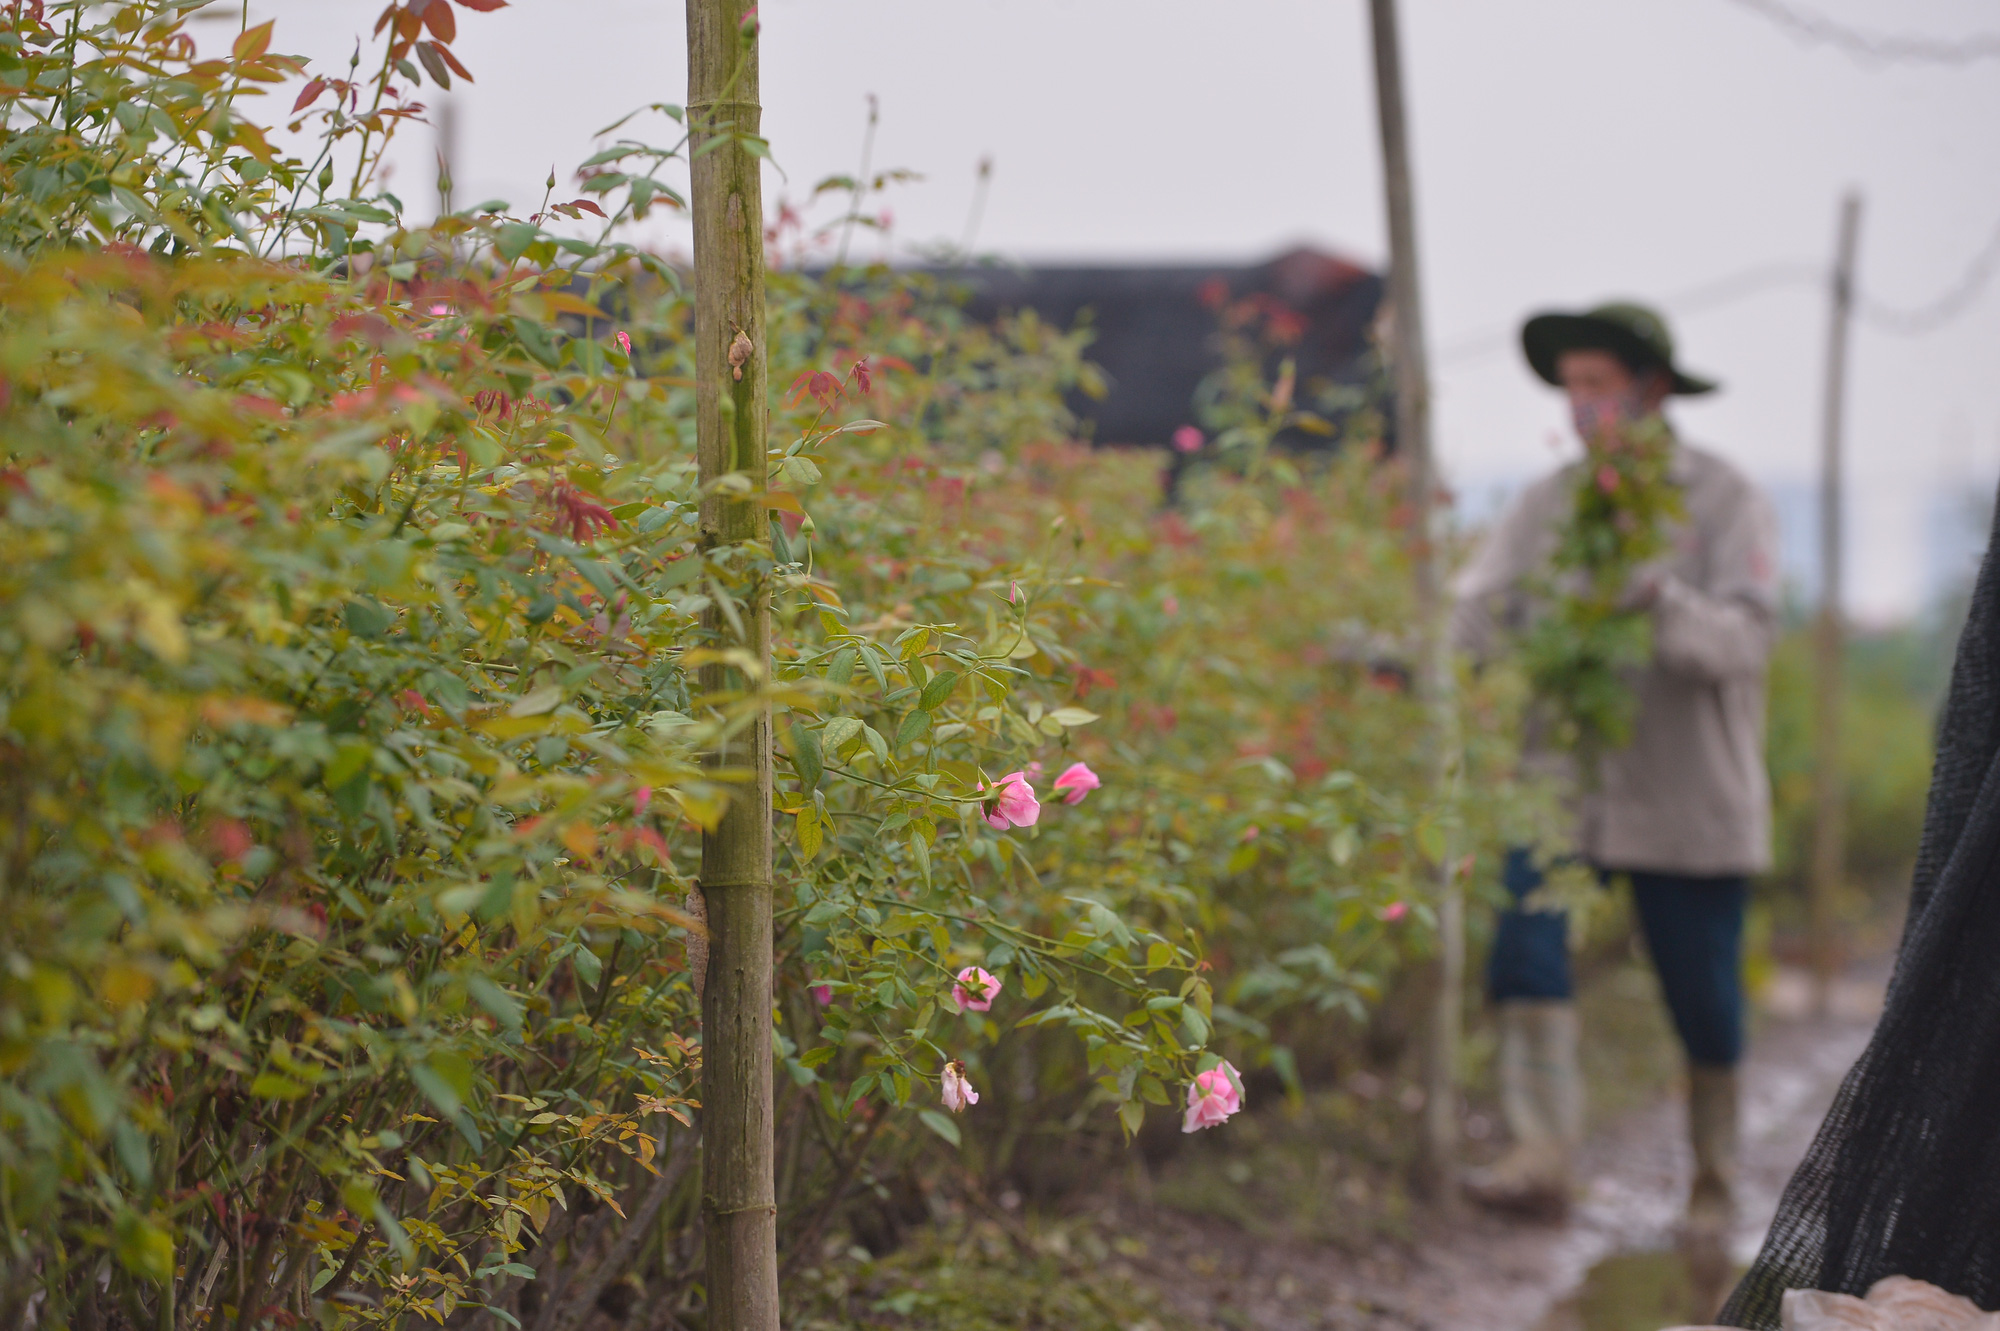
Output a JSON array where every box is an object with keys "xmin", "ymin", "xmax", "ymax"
[
  {"xmin": 1172, "ymin": 425, "xmax": 1203, "ymax": 453},
  {"xmin": 1052, "ymin": 761, "xmax": 1100, "ymax": 805},
  {"xmin": 1377, "ymin": 901, "xmax": 1409, "ymax": 924},
  {"xmin": 942, "ymin": 1059, "xmax": 978, "ymax": 1113},
  {"xmin": 810, "ymin": 983, "xmax": 833, "ymax": 1006},
  {"xmin": 633, "ymin": 785, "xmax": 652, "ymax": 817},
  {"xmin": 984, "ymin": 771, "xmax": 1040, "ymax": 830},
  {"xmin": 1182, "ymin": 1061, "xmax": 1243, "ymax": 1133},
  {"xmin": 953, "ymin": 965, "xmax": 1000, "ymax": 1011},
  {"xmin": 616, "ymin": 330, "xmax": 632, "ymax": 355}
]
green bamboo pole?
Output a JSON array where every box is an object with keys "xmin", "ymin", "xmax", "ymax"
[
  {"xmin": 1368, "ymin": 0, "xmax": 1463, "ymax": 1202},
  {"xmin": 686, "ymin": 2, "xmax": 778, "ymax": 1327}
]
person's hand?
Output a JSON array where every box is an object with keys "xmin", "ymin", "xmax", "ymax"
[{"xmin": 1617, "ymin": 565, "xmax": 1666, "ymax": 612}]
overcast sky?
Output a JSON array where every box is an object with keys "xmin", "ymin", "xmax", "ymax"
[{"xmin": 221, "ymin": 0, "xmax": 2000, "ymax": 621}]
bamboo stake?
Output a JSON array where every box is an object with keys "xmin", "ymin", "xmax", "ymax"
[
  {"xmin": 686, "ymin": 2, "xmax": 778, "ymax": 1327},
  {"xmin": 1368, "ymin": 0, "xmax": 1462, "ymax": 1201},
  {"xmin": 1810, "ymin": 192, "xmax": 1862, "ymax": 1017}
]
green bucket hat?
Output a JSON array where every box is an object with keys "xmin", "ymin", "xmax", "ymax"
[{"xmin": 1520, "ymin": 300, "xmax": 1719, "ymax": 396}]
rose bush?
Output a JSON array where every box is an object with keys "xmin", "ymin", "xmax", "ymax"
[
  {"xmin": 0, "ymin": 4, "xmax": 1213, "ymax": 1325},
  {"xmin": 0, "ymin": 3, "xmax": 1543, "ymax": 1326}
]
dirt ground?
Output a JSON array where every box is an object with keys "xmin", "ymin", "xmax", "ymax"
[{"xmin": 1093, "ymin": 962, "xmax": 1887, "ymax": 1331}]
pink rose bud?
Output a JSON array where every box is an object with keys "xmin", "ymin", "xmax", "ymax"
[
  {"xmin": 633, "ymin": 785, "xmax": 652, "ymax": 817},
  {"xmin": 1182, "ymin": 1060, "xmax": 1244, "ymax": 1133},
  {"xmin": 1243, "ymin": 824, "xmax": 1260, "ymax": 841},
  {"xmin": 616, "ymin": 331, "xmax": 632, "ymax": 355},
  {"xmin": 953, "ymin": 966, "xmax": 1001, "ymax": 1012},
  {"xmin": 1052, "ymin": 761, "xmax": 1100, "ymax": 805},
  {"xmin": 942, "ymin": 1059, "xmax": 979, "ymax": 1113},
  {"xmin": 1007, "ymin": 580, "xmax": 1022, "ymax": 604},
  {"xmin": 1172, "ymin": 424, "xmax": 1203, "ymax": 453},
  {"xmin": 810, "ymin": 983, "xmax": 833, "ymax": 1007},
  {"xmin": 983, "ymin": 771, "xmax": 1041, "ymax": 831},
  {"xmin": 1377, "ymin": 901, "xmax": 1409, "ymax": 923}
]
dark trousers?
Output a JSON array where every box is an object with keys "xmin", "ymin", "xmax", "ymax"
[{"xmin": 1487, "ymin": 847, "xmax": 1748, "ymax": 1067}]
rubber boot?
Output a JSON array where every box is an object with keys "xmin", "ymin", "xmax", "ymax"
[
  {"xmin": 1685, "ymin": 1064, "xmax": 1738, "ymax": 1238},
  {"xmin": 1465, "ymin": 1000, "xmax": 1579, "ymax": 1218}
]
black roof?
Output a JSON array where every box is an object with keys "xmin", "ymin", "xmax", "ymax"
[{"xmin": 945, "ymin": 246, "xmax": 1384, "ymax": 449}]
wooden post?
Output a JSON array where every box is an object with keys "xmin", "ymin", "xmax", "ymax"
[
  {"xmin": 687, "ymin": 2, "xmax": 779, "ymax": 1327},
  {"xmin": 1367, "ymin": 0, "xmax": 1462, "ymax": 1199},
  {"xmin": 1810, "ymin": 192, "xmax": 1861, "ymax": 1017}
]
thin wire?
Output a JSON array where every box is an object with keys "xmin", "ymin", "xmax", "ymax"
[
  {"xmin": 1722, "ymin": 0, "xmax": 2000, "ymax": 66},
  {"xmin": 1434, "ymin": 261, "xmax": 1822, "ymax": 366},
  {"xmin": 1859, "ymin": 213, "xmax": 2000, "ymax": 334}
]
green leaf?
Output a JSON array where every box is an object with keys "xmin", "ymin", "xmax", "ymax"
[
  {"xmin": 820, "ymin": 716, "xmax": 862, "ymax": 758},
  {"xmin": 893, "ymin": 708, "xmax": 929, "ymax": 749},
  {"xmin": 323, "ymin": 738, "xmax": 372, "ymax": 791},
  {"xmin": 1047, "ymin": 706, "xmax": 1100, "ymax": 727},
  {"xmin": 114, "ymin": 1211, "xmax": 174, "ymax": 1284},
  {"xmin": 917, "ymin": 1108, "xmax": 961, "ymax": 1147},
  {"xmin": 343, "ymin": 598, "xmax": 392, "ymax": 638},
  {"xmin": 860, "ymin": 724, "xmax": 889, "ymax": 766},
  {"xmin": 494, "ymin": 223, "xmax": 539, "ymax": 261},
  {"xmin": 409, "ymin": 1062, "xmax": 460, "ymax": 1116},
  {"xmin": 1329, "ymin": 825, "xmax": 1359, "ymax": 867},
  {"xmin": 466, "ymin": 975, "xmax": 522, "ymax": 1035},
  {"xmin": 917, "ymin": 670, "xmax": 959, "ymax": 712},
  {"xmin": 571, "ymin": 944, "xmax": 604, "ymax": 990},
  {"xmin": 1117, "ymin": 1099, "xmax": 1145, "ymax": 1138},
  {"xmin": 509, "ymin": 684, "xmax": 564, "ymax": 717},
  {"xmin": 795, "ymin": 807, "xmax": 823, "ymax": 861},
  {"xmin": 778, "ymin": 455, "xmax": 821, "ymax": 487},
  {"xmin": 250, "ymin": 1072, "xmax": 311, "ymax": 1100},
  {"xmin": 412, "ymin": 1050, "xmax": 475, "ymax": 1117},
  {"xmin": 789, "ymin": 720, "xmax": 823, "ymax": 790}
]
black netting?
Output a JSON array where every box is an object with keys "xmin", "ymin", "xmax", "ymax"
[{"xmin": 1721, "ymin": 484, "xmax": 2000, "ymax": 1326}]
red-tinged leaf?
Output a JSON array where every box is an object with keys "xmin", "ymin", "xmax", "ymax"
[
  {"xmin": 373, "ymin": 3, "xmax": 396, "ymax": 36},
  {"xmin": 422, "ymin": 0, "xmax": 456, "ymax": 41},
  {"xmin": 394, "ymin": 9, "xmax": 421, "ymax": 40},
  {"xmin": 415, "ymin": 41, "xmax": 451, "ymax": 88},
  {"xmin": 232, "ymin": 18, "xmax": 274, "ymax": 61},
  {"xmin": 292, "ymin": 77, "xmax": 327, "ymax": 113},
  {"xmin": 433, "ymin": 41, "xmax": 474, "ymax": 81},
  {"xmin": 566, "ymin": 199, "xmax": 606, "ymax": 218},
  {"xmin": 452, "ymin": 0, "xmax": 508, "ymax": 10}
]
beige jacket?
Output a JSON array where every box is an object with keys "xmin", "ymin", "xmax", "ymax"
[{"xmin": 1452, "ymin": 441, "xmax": 1780, "ymax": 876}]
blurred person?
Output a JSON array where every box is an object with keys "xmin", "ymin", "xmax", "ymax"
[{"xmin": 1451, "ymin": 303, "xmax": 1780, "ymax": 1231}]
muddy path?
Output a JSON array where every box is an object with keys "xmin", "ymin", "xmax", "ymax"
[{"xmin": 1103, "ymin": 964, "xmax": 1886, "ymax": 1331}]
